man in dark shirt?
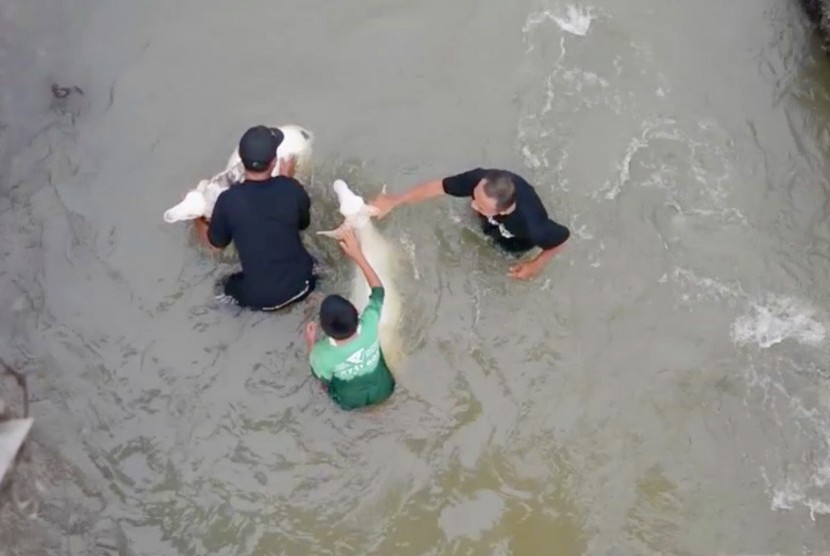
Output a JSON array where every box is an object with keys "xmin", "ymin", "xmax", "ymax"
[
  {"xmin": 193, "ymin": 125, "xmax": 317, "ymax": 310},
  {"xmin": 369, "ymin": 168, "xmax": 570, "ymax": 279}
]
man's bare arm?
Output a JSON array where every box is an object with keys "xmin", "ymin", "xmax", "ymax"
[
  {"xmin": 193, "ymin": 218, "xmax": 222, "ymax": 253},
  {"xmin": 370, "ymin": 179, "xmax": 445, "ymax": 218}
]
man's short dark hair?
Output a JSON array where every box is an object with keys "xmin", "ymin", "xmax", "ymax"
[
  {"xmin": 481, "ymin": 170, "xmax": 517, "ymax": 211},
  {"xmin": 320, "ymin": 295, "xmax": 359, "ymax": 340}
]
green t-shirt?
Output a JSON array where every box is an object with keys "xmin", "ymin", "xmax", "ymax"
[{"xmin": 310, "ymin": 287, "xmax": 388, "ymax": 382}]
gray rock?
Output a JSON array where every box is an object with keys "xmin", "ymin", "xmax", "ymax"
[{"xmin": 800, "ymin": 0, "xmax": 830, "ymax": 49}]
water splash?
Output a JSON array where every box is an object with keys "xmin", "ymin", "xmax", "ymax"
[
  {"xmin": 553, "ymin": 5, "xmax": 594, "ymax": 36},
  {"xmin": 732, "ymin": 295, "xmax": 826, "ymax": 349},
  {"xmin": 524, "ymin": 5, "xmax": 595, "ymax": 37}
]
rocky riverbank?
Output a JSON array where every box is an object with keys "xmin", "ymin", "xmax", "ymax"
[{"xmin": 800, "ymin": 0, "xmax": 830, "ymax": 48}]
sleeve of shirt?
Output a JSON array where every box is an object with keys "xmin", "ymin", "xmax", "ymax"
[
  {"xmin": 309, "ymin": 342, "xmax": 333, "ymax": 382},
  {"xmin": 442, "ymin": 168, "xmax": 486, "ymax": 198},
  {"xmin": 528, "ymin": 218, "xmax": 571, "ymax": 250},
  {"xmin": 207, "ymin": 193, "xmax": 232, "ymax": 248},
  {"xmin": 359, "ymin": 287, "xmax": 385, "ymax": 334},
  {"xmin": 296, "ymin": 182, "xmax": 311, "ymax": 231}
]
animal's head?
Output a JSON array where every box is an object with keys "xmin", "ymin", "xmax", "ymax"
[
  {"xmin": 163, "ymin": 182, "xmax": 209, "ymax": 223},
  {"xmin": 277, "ymin": 125, "xmax": 314, "ymax": 159},
  {"xmin": 317, "ymin": 179, "xmax": 381, "ymax": 239}
]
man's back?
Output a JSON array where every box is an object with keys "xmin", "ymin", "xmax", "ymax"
[{"xmin": 209, "ymin": 176, "xmax": 314, "ymax": 307}]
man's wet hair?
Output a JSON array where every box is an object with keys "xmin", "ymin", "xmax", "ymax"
[
  {"xmin": 319, "ymin": 294, "xmax": 359, "ymax": 340},
  {"xmin": 481, "ymin": 170, "xmax": 517, "ymax": 211}
]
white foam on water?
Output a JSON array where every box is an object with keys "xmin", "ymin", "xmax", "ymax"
[
  {"xmin": 750, "ymin": 358, "xmax": 830, "ymax": 520},
  {"xmin": 769, "ymin": 477, "xmax": 830, "ymax": 515},
  {"xmin": 595, "ymin": 118, "xmax": 741, "ymax": 225},
  {"xmin": 731, "ymin": 295, "xmax": 826, "ymax": 349},
  {"xmin": 670, "ymin": 268, "xmax": 826, "ymax": 350},
  {"xmin": 521, "ymin": 144, "xmax": 545, "ymax": 170},
  {"xmin": 553, "ymin": 5, "xmax": 594, "ymax": 36},
  {"xmin": 669, "ymin": 267, "xmax": 744, "ymax": 304},
  {"xmin": 524, "ymin": 5, "xmax": 595, "ymax": 37},
  {"xmin": 519, "ymin": 0, "xmax": 830, "ymax": 535},
  {"xmin": 761, "ymin": 454, "xmax": 830, "ymax": 521}
]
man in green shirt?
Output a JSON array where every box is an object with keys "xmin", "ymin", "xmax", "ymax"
[{"xmin": 304, "ymin": 229, "xmax": 395, "ymax": 410}]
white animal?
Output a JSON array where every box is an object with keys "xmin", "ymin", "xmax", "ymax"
[
  {"xmin": 318, "ymin": 179, "xmax": 404, "ymax": 372},
  {"xmin": 0, "ymin": 416, "xmax": 33, "ymax": 484},
  {"xmin": 163, "ymin": 124, "xmax": 314, "ymax": 223}
]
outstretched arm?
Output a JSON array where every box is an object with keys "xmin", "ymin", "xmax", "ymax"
[
  {"xmin": 354, "ymin": 253, "xmax": 382, "ymax": 290},
  {"xmin": 369, "ymin": 179, "xmax": 445, "ymax": 218},
  {"xmin": 338, "ymin": 229, "xmax": 382, "ymax": 289}
]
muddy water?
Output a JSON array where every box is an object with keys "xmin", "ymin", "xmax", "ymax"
[{"xmin": 2, "ymin": 0, "xmax": 830, "ymax": 554}]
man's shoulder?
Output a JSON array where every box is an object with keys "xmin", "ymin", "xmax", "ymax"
[
  {"xmin": 508, "ymin": 173, "xmax": 553, "ymax": 221},
  {"xmin": 493, "ymin": 169, "xmax": 533, "ymax": 189},
  {"xmin": 217, "ymin": 182, "xmax": 246, "ymax": 202},
  {"xmin": 458, "ymin": 167, "xmax": 487, "ymax": 180},
  {"xmin": 268, "ymin": 176, "xmax": 309, "ymax": 199},
  {"xmin": 268, "ymin": 175, "xmax": 303, "ymax": 187},
  {"xmin": 311, "ymin": 338, "xmax": 334, "ymax": 360}
]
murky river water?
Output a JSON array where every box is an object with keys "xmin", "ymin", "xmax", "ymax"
[{"xmin": 2, "ymin": 0, "xmax": 830, "ymax": 554}]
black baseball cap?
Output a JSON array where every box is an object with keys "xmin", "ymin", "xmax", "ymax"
[{"xmin": 238, "ymin": 125, "xmax": 283, "ymax": 171}]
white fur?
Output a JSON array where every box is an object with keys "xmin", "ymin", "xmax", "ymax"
[
  {"xmin": 318, "ymin": 180, "xmax": 403, "ymax": 370},
  {"xmin": 163, "ymin": 124, "xmax": 314, "ymax": 223},
  {"xmin": 0, "ymin": 417, "xmax": 33, "ymax": 483}
]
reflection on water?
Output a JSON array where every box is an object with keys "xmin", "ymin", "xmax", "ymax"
[{"xmin": 2, "ymin": 0, "xmax": 830, "ymax": 554}]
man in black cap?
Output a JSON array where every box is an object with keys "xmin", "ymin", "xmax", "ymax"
[{"xmin": 193, "ymin": 125, "xmax": 317, "ymax": 311}]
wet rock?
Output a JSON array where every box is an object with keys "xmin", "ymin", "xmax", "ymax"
[{"xmin": 800, "ymin": 0, "xmax": 830, "ymax": 50}]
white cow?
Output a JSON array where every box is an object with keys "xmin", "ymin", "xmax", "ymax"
[
  {"xmin": 318, "ymin": 179, "xmax": 404, "ymax": 372},
  {"xmin": 163, "ymin": 124, "xmax": 314, "ymax": 223}
]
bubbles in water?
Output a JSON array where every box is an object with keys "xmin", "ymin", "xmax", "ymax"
[
  {"xmin": 669, "ymin": 267, "xmax": 744, "ymax": 305},
  {"xmin": 596, "ymin": 118, "xmax": 741, "ymax": 221}
]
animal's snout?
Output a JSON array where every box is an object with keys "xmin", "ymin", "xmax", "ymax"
[{"xmin": 163, "ymin": 190, "xmax": 207, "ymax": 222}]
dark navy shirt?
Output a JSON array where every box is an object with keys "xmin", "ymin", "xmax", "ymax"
[
  {"xmin": 208, "ymin": 176, "xmax": 314, "ymax": 306},
  {"xmin": 442, "ymin": 168, "xmax": 570, "ymax": 253}
]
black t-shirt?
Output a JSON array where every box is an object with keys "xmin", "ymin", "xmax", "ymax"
[
  {"xmin": 208, "ymin": 177, "xmax": 314, "ymax": 304},
  {"xmin": 442, "ymin": 168, "xmax": 570, "ymax": 253}
]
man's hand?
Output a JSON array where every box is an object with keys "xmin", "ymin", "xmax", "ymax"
[
  {"xmin": 338, "ymin": 228, "xmax": 365, "ymax": 261},
  {"xmin": 368, "ymin": 192, "xmax": 397, "ymax": 219},
  {"xmin": 278, "ymin": 155, "xmax": 298, "ymax": 179},
  {"xmin": 508, "ymin": 260, "xmax": 543, "ymax": 280},
  {"xmin": 193, "ymin": 217, "xmax": 221, "ymax": 253}
]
